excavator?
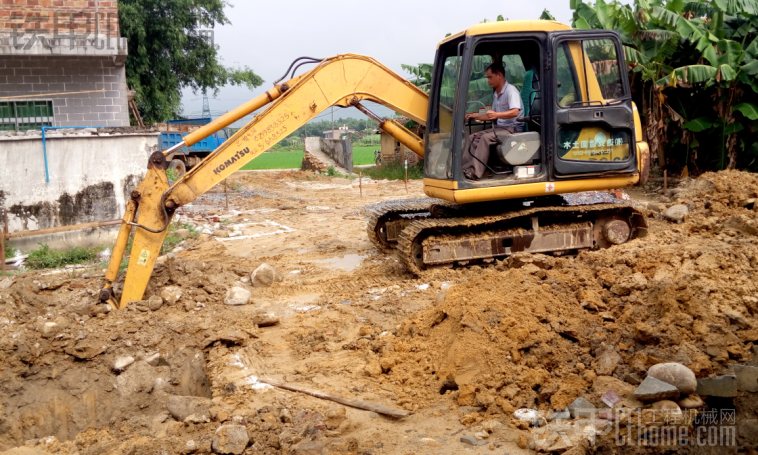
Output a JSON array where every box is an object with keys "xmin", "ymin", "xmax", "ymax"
[{"xmin": 100, "ymin": 20, "xmax": 650, "ymax": 308}]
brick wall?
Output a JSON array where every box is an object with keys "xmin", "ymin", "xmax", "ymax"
[
  {"xmin": 0, "ymin": 1, "xmax": 119, "ymax": 37},
  {"xmin": 0, "ymin": 55, "xmax": 129, "ymax": 127}
]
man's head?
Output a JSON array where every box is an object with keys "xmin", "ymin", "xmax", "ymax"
[{"xmin": 485, "ymin": 62, "xmax": 506, "ymax": 89}]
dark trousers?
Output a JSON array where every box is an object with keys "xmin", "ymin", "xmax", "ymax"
[{"xmin": 462, "ymin": 127, "xmax": 515, "ymax": 179}]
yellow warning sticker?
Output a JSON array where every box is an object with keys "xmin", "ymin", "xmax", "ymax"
[
  {"xmin": 518, "ymin": 143, "xmax": 527, "ymax": 151},
  {"xmin": 137, "ymin": 249, "xmax": 150, "ymax": 266}
]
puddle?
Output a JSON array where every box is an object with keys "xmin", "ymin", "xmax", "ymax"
[{"xmin": 308, "ymin": 254, "xmax": 366, "ymax": 271}]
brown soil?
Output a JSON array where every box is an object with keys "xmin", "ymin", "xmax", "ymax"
[{"xmin": 1, "ymin": 170, "xmax": 757, "ymax": 455}]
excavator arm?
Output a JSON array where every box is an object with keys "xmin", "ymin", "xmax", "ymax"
[{"xmin": 100, "ymin": 54, "xmax": 430, "ymax": 308}]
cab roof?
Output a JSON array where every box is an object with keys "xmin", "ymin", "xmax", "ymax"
[{"xmin": 437, "ymin": 20, "xmax": 572, "ymax": 48}]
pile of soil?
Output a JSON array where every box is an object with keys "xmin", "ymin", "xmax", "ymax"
[{"xmin": 379, "ymin": 170, "xmax": 758, "ymax": 428}]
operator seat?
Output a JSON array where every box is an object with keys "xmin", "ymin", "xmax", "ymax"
[{"xmin": 495, "ymin": 69, "xmax": 541, "ymax": 166}]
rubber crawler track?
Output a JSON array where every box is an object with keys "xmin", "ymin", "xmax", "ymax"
[{"xmin": 397, "ymin": 203, "xmax": 646, "ymax": 275}]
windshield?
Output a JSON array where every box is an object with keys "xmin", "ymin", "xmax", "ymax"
[{"xmin": 425, "ymin": 42, "xmax": 461, "ymax": 180}]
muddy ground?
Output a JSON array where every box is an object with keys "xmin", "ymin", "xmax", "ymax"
[{"xmin": 1, "ymin": 170, "xmax": 758, "ymax": 455}]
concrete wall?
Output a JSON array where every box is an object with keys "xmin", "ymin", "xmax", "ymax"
[
  {"xmin": 0, "ymin": 55, "xmax": 130, "ymax": 127},
  {"xmin": 380, "ymin": 131, "xmax": 418, "ymax": 165},
  {"xmin": 320, "ymin": 138, "xmax": 353, "ymax": 173},
  {"xmin": 0, "ymin": 127, "xmax": 159, "ymax": 251}
]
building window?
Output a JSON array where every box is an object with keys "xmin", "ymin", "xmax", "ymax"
[{"xmin": 0, "ymin": 101, "xmax": 54, "ymax": 131}]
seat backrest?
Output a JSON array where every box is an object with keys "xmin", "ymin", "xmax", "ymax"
[{"xmin": 520, "ymin": 70, "xmax": 539, "ymax": 132}]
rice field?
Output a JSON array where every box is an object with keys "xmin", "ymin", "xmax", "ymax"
[{"xmin": 240, "ymin": 146, "xmax": 379, "ymax": 170}]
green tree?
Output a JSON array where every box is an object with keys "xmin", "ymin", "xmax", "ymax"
[{"xmin": 119, "ymin": 0, "xmax": 263, "ymax": 124}]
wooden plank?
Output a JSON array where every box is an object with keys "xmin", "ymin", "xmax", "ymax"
[
  {"xmin": 258, "ymin": 379, "xmax": 411, "ymax": 417},
  {"xmin": 6, "ymin": 219, "xmax": 122, "ymax": 239}
]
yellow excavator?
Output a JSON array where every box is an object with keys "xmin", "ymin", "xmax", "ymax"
[{"xmin": 100, "ymin": 20, "xmax": 649, "ymax": 308}]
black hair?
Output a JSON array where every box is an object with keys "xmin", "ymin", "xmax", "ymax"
[{"xmin": 486, "ymin": 62, "xmax": 506, "ymax": 76}]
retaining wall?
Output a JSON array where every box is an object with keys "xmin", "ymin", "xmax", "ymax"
[{"xmin": 0, "ymin": 127, "xmax": 159, "ymax": 251}]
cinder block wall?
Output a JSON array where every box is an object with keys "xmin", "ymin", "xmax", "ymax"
[{"xmin": 0, "ymin": 55, "xmax": 130, "ymax": 127}]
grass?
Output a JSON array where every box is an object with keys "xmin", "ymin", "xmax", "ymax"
[
  {"xmin": 361, "ymin": 161, "xmax": 424, "ymax": 180},
  {"xmin": 240, "ymin": 145, "xmax": 379, "ymax": 170},
  {"xmin": 25, "ymin": 243, "xmax": 106, "ymax": 270}
]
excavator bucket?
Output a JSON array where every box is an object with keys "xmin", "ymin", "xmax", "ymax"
[{"xmin": 117, "ymin": 152, "xmax": 172, "ymax": 308}]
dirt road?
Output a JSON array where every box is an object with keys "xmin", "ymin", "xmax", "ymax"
[{"xmin": 1, "ymin": 170, "xmax": 758, "ymax": 454}]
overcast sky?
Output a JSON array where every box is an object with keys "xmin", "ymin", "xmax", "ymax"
[{"xmin": 180, "ymin": 0, "xmax": 578, "ymax": 126}]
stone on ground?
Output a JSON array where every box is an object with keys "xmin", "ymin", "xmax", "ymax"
[
  {"xmin": 167, "ymin": 396, "xmax": 213, "ymax": 422},
  {"xmin": 225, "ymin": 287, "xmax": 251, "ymax": 305},
  {"xmin": 595, "ymin": 349, "xmax": 623, "ymax": 375},
  {"xmin": 251, "ymin": 263, "xmax": 283, "ymax": 287},
  {"xmin": 324, "ymin": 405, "xmax": 347, "ymax": 429},
  {"xmin": 175, "ymin": 228, "xmax": 191, "ymax": 239},
  {"xmin": 161, "ymin": 286, "xmax": 183, "ymax": 304},
  {"xmin": 678, "ymin": 394, "xmax": 704, "ymax": 408},
  {"xmin": 632, "ymin": 376, "xmax": 680, "ymax": 402},
  {"xmin": 113, "ymin": 356, "xmax": 135, "ymax": 372},
  {"xmin": 696, "ymin": 375, "xmax": 738, "ymax": 397},
  {"xmin": 148, "ymin": 295, "xmax": 164, "ymax": 311},
  {"xmin": 647, "ymin": 362, "xmax": 697, "ymax": 395},
  {"xmin": 567, "ymin": 397, "xmax": 595, "ymax": 418},
  {"xmin": 733, "ymin": 364, "xmax": 758, "ymax": 392},
  {"xmin": 212, "ymin": 424, "xmax": 249, "ymax": 454},
  {"xmin": 251, "ymin": 310, "xmax": 279, "ymax": 327},
  {"xmin": 663, "ymin": 204, "xmax": 688, "ymax": 222}
]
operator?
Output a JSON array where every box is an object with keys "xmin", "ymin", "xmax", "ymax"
[{"xmin": 462, "ymin": 62, "xmax": 524, "ymax": 180}]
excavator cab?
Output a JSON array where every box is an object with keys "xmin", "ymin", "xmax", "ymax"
[{"xmin": 423, "ymin": 21, "xmax": 647, "ymax": 204}]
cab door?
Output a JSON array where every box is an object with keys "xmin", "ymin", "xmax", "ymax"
[{"xmin": 549, "ymin": 31, "xmax": 636, "ymax": 178}]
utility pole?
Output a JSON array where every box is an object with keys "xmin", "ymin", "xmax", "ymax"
[{"xmin": 331, "ymin": 106, "xmax": 334, "ymax": 138}]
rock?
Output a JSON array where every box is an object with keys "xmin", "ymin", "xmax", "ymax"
[
  {"xmin": 474, "ymin": 430, "xmax": 489, "ymax": 440},
  {"xmin": 623, "ymin": 373, "xmax": 642, "ymax": 385},
  {"xmin": 251, "ymin": 263, "xmax": 283, "ymax": 287},
  {"xmin": 460, "ymin": 435, "xmax": 479, "ymax": 446},
  {"xmin": 632, "ymin": 376, "xmax": 680, "ymax": 402},
  {"xmin": 148, "ymin": 295, "xmax": 164, "ymax": 311},
  {"xmin": 647, "ymin": 202, "xmax": 664, "ymax": 212},
  {"xmin": 568, "ymin": 397, "xmax": 595, "ymax": 418},
  {"xmin": 677, "ymin": 394, "xmax": 704, "ymax": 409},
  {"xmin": 161, "ymin": 286, "xmax": 183, "ymax": 304},
  {"xmin": 663, "ymin": 204, "xmax": 688, "ymax": 222},
  {"xmin": 595, "ymin": 349, "xmax": 622, "ymax": 375},
  {"xmin": 211, "ymin": 424, "xmax": 249, "ymax": 454},
  {"xmin": 324, "ymin": 405, "xmax": 346, "ymax": 429},
  {"xmin": 290, "ymin": 441, "xmax": 324, "ymax": 454},
  {"xmin": 167, "ymin": 396, "xmax": 212, "ymax": 422},
  {"xmin": 175, "ymin": 228, "xmax": 191, "ymax": 239},
  {"xmin": 145, "ymin": 352, "xmax": 169, "ymax": 367},
  {"xmin": 215, "ymin": 229, "xmax": 230, "ymax": 238},
  {"xmin": 179, "ymin": 440, "xmax": 198, "ymax": 454},
  {"xmin": 420, "ymin": 438, "xmax": 442, "ymax": 447},
  {"xmin": 203, "ymin": 329, "xmax": 248, "ymax": 347},
  {"xmin": 601, "ymin": 390, "xmax": 621, "ymax": 408},
  {"xmin": 647, "ymin": 362, "xmax": 697, "ymax": 395},
  {"xmin": 113, "ymin": 356, "xmax": 135, "ymax": 372},
  {"xmin": 696, "ymin": 375, "xmax": 738, "ymax": 397},
  {"xmin": 513, "ymin": 408, "xmax": 538, "ymax": 425},
  {"xmin": 251, "ymin": 311, "xmax": 279, "ymax": 327},
  {"xmin": 0, "ymin": 277, "xmax": 14, "ymax": 289},
  {"xmin": 548, "ymin": 409, "xmax": 571, "ymax": 421},
  {"xmin": 40, "ymin": 322, "xmax": 60, "ymax": 338},
  {"xmin": 224, "ymin": 287, "xmax": 251, "ymax": 305},
  {"xmin": 733, "ymin": 365, "xmax": 758, "ymax": 392},
  {"xmin": 517, "ymin": 433, "xmax": 529, "ymax": 449},
  {"xmin": 651, "ymin": 400, "xmax": 682, "ymax": 414},
  {"xmin": 64, "ymin": 340, "xmax": 106, "ymax": 360}
]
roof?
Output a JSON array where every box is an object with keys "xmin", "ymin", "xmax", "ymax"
[{"xmin": 437, "ymin": 20, "xmax": 572, "ymax": 48}]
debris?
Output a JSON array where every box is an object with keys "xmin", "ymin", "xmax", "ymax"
[
  {"xmin": 600, "ymin": 390, "xmax": 621, "ymax": 408},
  {"xmin": 595, "ymin": 349, "xmax": 623, "ymax": 375},
  {"xmin": 663, "ymin": 204, "xmax": 689, "ymax": 222},
  {"xmin": 632, "ymin": 376, "xmax": 680, "ymax": 402},
  {"xmin": 460, "ymin": 435, "xmax": 484, "ymax": 446},
  {"xmin": 211, "ymin": 424, "xmax": 249, "ymax": 454},
  {"xmin": 677, "ymin": 394, "xmax": 704, "ymax": 408},
  {"xmin": 148, "ymin": 295, "xmax": 164, "ymax": 311},
  {"xmin": 650, "ymin": 400, "xmax": 682, "ymax": 416},
  {"xmin": 225, "ymin": 287, "xmax": 251, "ymax": 305},
  {"xmin": 513, "ymin": 408, "xmax": 539, "ymax": 425},
  {"xmin": 257, "ymin": 379, "xmax": 411, "ymax": 417},
  {"xmin": 161, "ymin": 286, "xmax": 183, "ymax": 304},
  {"xmin": 40, "ymin": 322, "xmax": 60, "ymax": 339},
  {"xmin": 167, "ymin": 396, "xmax": 212, "ymax": 422},
  {"xmin": 175, "ymin": 228, "xmax": 191, "ymax": 239},
  {"xmin": 696, "ymin": 375, "xmax": 738, "ymax": 397},
  {"xmin": 251, "ymin": 311, "xmax": 279, "ymax": 327},
  {"xmin": 251, "ymin": 263, "xmax": 283, "ymax": 287},
  {"xmin": 733, "ymin": 365, "xmax": 758, "ymax": 392},
  {"xmin": 324, "ymin": 405, "xmax": 347, "ymax": 429},
  {"xmin": 647, "ymin": 362, "xmax": 697, "ymax": 395},
  {"xmin": 568, "ymin": 397, "xmax": 595, "ymax": 419},
  {"xmin": 113, "ymin": 356, "xmax": 135, "ymax": 373}
]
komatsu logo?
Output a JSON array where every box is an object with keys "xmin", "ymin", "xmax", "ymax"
[{"xmin": 213, "ymin": 147, "xmax": 251, "ymax": 175}]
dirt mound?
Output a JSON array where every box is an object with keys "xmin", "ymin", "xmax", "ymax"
[{"xmin": 381, "ymin": 170, "xmax": 758, "ymax": 426}]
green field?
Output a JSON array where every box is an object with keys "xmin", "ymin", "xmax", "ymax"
[{"xmin": 240, "ymin": 146, "xmax": 378, "ymax": 170}]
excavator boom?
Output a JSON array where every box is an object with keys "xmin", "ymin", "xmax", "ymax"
[{"xmin": 102, "ymin": 54, "xmax": 430, "ymax": 308}]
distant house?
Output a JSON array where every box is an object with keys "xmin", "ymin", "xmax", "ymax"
[
  {"xmin": 0, "ymin": 1, "xmax": 130, "ymax": 129},
  {"xmin": 323, "ymin": 124, "xmax": 353, "ymax": 139}
]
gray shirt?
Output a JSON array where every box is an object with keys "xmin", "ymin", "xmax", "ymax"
[{"xmin": 493, "ymin": 81, "xmax": 524, "ymax": 132}]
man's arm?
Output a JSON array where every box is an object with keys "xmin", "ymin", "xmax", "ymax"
[{"xmin": 486, "ymin": 108, "xmax": 519, "ymax": 120}]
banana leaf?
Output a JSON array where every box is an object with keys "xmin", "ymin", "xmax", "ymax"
[
  {"xmin": 718, "ymin": 63, "xmax": 738, "ymax": 81},
  {"xmin": 540, "ymin": 9, "xmax": 556, "ymax": 20},
  {"xmin": 651, "ymin": 6, "xmax": 680, "ymax": 28},
  {"xmin": 666, "ymin": 0, "xmax": 686, "ymax": 12},
  {"xmin": 682, "ymin": 117, "xmax": 713, "ymax": 132},
  {"xmin": 743, "ymin": 60, "xmax": 758, "ymax": 75},
  {"xmin": 656, "ymin": 65, "xmax": 718, "ymax": 86},
  {"xmin": 734, "ymin": 102, "xmax": 758, "ymax": 119},
  {"xmin": 677, "ymin": 16, "xmax": 705, "ymax": 42},
  {"xmin": 724, "ymin": 121, "xmax": 744, "ymax": 134}
]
